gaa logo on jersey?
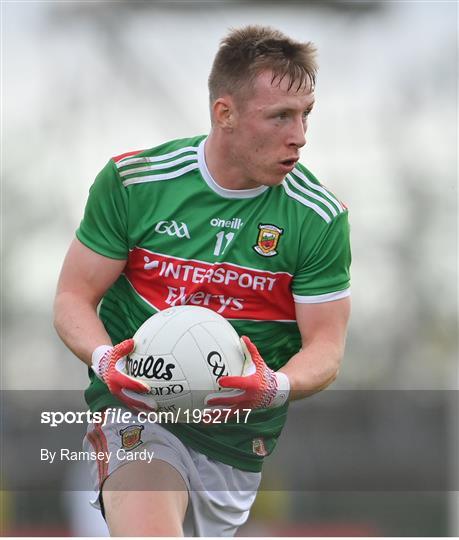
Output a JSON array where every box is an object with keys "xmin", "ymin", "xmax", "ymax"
[
  {"xmin": 120, "ymin": 425, "xmax": 144, "ymax": 450},
  {"xmin": 154, "ymin": 220, "xmax": 190, "ymax": 239},
  {"xmin": 253, "ymin": 224, "xmax": 284, "ymax": 257}
]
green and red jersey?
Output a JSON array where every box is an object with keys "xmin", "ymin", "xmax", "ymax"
[{"xmin": 77, "ymin": 135, "xmax": 351, "ymax": 472}]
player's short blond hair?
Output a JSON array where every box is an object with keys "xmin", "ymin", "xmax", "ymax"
[{"xmin": 208, "ymin": 25, "xmax": 317, "ymax": 105}]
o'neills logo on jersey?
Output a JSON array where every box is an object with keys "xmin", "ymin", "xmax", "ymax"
[
  {"xmin": 210, "ymin": 217, "xmax": 244, "ymax": 230},
  {"xmin": 124, "ymin": 248, "xmax": 296, "ymax": 321},
  {"xmin": 253, "ymin": 224, "xmax": 283, "ymax": 257}
]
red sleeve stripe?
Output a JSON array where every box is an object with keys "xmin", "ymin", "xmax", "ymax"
[{"xmin": 112, "ymin": 149, "xmax": 144, "ymax": 164}]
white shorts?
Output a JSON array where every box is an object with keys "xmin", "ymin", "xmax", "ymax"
[{"xmin": 83, "ymin": 409, "xmax": 261, "ymax": 537}]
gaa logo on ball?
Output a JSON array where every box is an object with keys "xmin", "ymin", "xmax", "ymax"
[{"xmin": 127, "ymin": 306, "xmax": 245, "ymax": 420}]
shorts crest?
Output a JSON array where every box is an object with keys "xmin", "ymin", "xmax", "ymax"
[
  {"xmin": 252, "ymin": 437, "xmax": 268, "ymax": 457},
  {"xmin": 120, "ymin": 425, "xmax": 144, "ymax": 450}
]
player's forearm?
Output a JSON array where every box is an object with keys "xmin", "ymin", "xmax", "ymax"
[
  {"xmin": 279, "ymin": 339, "xmax": 344, "ymax": 401},
  {"xmin": 53, "ymin": 291, "xmax": 112, "ymax": 367}
]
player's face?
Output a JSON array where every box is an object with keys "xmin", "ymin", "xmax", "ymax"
[{"xmin": 230, "ymin": 70, "xmax": 315, "ymax": 188}]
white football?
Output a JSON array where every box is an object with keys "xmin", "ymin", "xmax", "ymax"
[{"xmin": 126, "ymin": 306, "xmax": 245, "ymax": 420}]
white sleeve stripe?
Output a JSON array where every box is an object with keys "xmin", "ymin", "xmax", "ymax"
[
  {"xmin": 117, "ymin": 146, "xmax": 198, "ymax": 167},
  {"xmin": 118, "ymin": 154, "xmax": 197, "ymax": 177},
  {"xmin": 122, "ymin": 163, "xmax": 200, "ymax": 186},
  {"xmin": 286, "ymin": 174, "xmax": 339, "ymax": 217},
  {"xmin": 292, "ymin": 168, "xmax": 345, "ymax": 213},
  {"xmin": 281, "ymin": 181, "xmax": 332, "ymax": 222},
  {"xmin": 293, "ymin": 288, "xmax": 351, "ymax": 304}
]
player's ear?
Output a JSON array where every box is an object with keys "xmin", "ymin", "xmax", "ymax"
[{"xmin": 212, "ymin": 96, "xmax": 235, "ymax": 130}]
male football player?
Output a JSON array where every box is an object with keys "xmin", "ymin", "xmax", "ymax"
[{"xmin": 54, "ymin": 25, "xmax": 351, "ymax": 536}]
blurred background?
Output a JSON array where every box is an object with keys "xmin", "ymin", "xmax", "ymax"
[{"xmin": 1, "ymin": 0, "xmax": 457, "ymax": 536}]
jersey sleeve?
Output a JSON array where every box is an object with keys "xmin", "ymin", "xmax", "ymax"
[
  {"xmin": 292, "ymin": 210, "xmax": 351, "ymax": 303},
  {"xmin": 76, "ymin": 159, "xmax": 129, "ymax": 259}
]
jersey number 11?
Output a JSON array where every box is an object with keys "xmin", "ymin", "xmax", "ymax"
[{"xmin": 213, "ymin": 232, "xmax": 235, "ymax": 256}]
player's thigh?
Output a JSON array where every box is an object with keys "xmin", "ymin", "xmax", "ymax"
[{"xmin": 102, "ymin": 459, "xmax": 189, "ymax": 536}]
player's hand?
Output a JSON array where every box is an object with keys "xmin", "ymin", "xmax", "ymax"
[
  {"xmin": 91, "ymin": 339, "xmax": 157, "ymax": 412},
  {"xmin": 205, "ymin": 336, "xmax": 290, "ymax": 412}
]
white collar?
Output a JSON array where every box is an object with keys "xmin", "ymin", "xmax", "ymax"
[{"xmin": 197, "ymin": 138, "xmax": 269, "ymax": 199}]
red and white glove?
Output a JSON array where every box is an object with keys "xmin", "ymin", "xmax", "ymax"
[
  {"xmin": 91, "ymin": 339, "xmax": 157, "ymax": 412},
  {"xmin": 205, "ymin": 336, "xmax": 290, "ymax": 412}
]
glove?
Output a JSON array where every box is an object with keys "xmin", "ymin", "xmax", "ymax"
[
  {"xmin": 205, "ymin": 336, "xmax": 290, "ymax": 412},
  {"xmin": 91, "ymin": 339, "xmax": 157, "ymax": 412}
]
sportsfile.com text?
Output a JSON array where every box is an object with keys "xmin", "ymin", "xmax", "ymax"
[{"xmin": 40, "ymin": 407, "xmax": 252, "ymax": 427}]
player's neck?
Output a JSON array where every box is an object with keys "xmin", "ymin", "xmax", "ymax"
[{"xmin": 205, "ymin": 132, "xmax": 258, "ymax": 191}]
